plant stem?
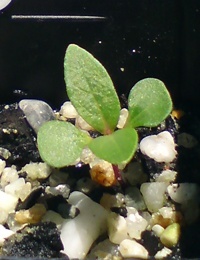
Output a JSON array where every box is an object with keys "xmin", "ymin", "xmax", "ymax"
[{"xmin": 112, "ymin": 164, "xmax": 122, "ymax": 183}]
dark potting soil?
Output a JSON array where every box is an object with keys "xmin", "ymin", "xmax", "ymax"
[{"xmin": 0, "ymin": 103, "xmax": 200, "ymax": 259}]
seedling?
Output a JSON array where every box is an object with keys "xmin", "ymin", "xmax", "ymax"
[{"xmin": 37, "ymin": 44, "xmax": 172, "ymax": 169}]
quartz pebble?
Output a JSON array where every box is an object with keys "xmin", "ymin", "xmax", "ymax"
[
  {"xmin": 0, "ymin": 166, "xmax": 18, "ymax": 188},
  {"xmin": 140, "ymin": 182, "xmax": 168, "ymax": 212},
  {"xmin": 4, "ymin": 178, "xmax": 31, "ymax": 201},
  {"xmin": 42, "ymin": 210, "xmax": 65, "ymax": 227},
  {"xmin": 60, "ymin": 191, "xmax": 108, "ymax": 259},
  {"xmin": 124, "ymin": 187, "xmax": 146, "ymax": 210},
  {"xmin": 119, "ymin": 239, "xmax": 148, "ymax": 259},
  {"xmin": 0, "ymin": 190, "xmax": 18, "ymax": 214},
  {"xmin": 0, "ymin": 159, "xmax": 6, "ymax": 174},
  {"xmin": 126, "ymin": 207, "xmax": 148, "ymax": 239},
  {"xmin": 15, "ymin": 203, "xmax": 46, "ymax": 224},
  {"xmin": 19, "ymin": 99, "xmax": 55, "ymax": 133},
  {"xmin": 100, "ymin": 193, "xmax": 125, "ymax": 210},
  {"xmin": 123, "ymin": 162, "xmax": 148, "ymax": 186},
  {"xmin": 87, "ymin": 238, "xmax": 120, "ymax": 259},
  {"xmin": 0, "ymin": 225, "xmax": 14, "ymax": 246},
  {"xmin": 107, "ymin": 212, "xmax": 129, "ymax": 244},
  {"xmin": 140, "ymin": 131, "xmax": 177, "ymax": 163},
  {"xmin": 154, "ymin": 247, "xmax": 172, "ymax": 259},
  {"xmin": 59, "ymin": 101, "xmax": 78, "ymax": 118},
  {"xmin": 21, "ymin": 162, "xmax": 51, "ymax": 180},
  {"xmin": 152, "ymin": 224, "xmax": 164, "ymax": 237},
  {"xmin": 155, "ymin": 169, "xmax": 177, "ymax": 183},
  {"xmin": 76, "ymin": 115, "xmax": 94, "ymax": 131},
  {"xmin": 167, "ymin": 183, "xmax": 200, "ymax": 204},
  {"xmin": 0, "ymin": 0, "xmax": 12, "ymax": 11},
  {"xmin": 117, "ymin": 108, "xmax": 129, "ymax": 129}
]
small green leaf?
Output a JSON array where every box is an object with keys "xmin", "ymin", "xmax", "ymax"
[
  {"xmin": 37, "ymin": 120, "xmax": 91, "ymax": 168},
  {"xmin": 64, "ymin": 44, "xmax": 120, "ymax": 134},
  {"xmin": 88, "ymin": 128, "xmax": 138, "ymax": 164},
  {"xmin": 127, "ymin": 78, "xmax": 172, "ymax": 128}
]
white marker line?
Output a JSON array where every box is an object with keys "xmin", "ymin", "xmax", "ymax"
[{"xmin": 11, "ymin": 15, "xmax": 107, "ymax": 21}]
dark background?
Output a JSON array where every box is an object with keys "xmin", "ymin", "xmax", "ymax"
[{"xmin": 0, "ymin": 0, "xmax": 200, "ymax": 112}]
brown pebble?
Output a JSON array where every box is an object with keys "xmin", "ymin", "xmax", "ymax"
[{"xmin": 15, "ymin": 203, "xmax": 46, "ymax": 224}]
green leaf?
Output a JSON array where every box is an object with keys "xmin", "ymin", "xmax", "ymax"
[
  {"xmin": 88, "ymin": 128, "xmax": 138, "ymax": 164},
  {"xmin": 127, "ymin": 78, "xmax": 173, "ymax": 128},
  {"xmin": 37, "ymin": 120, "xmax": 91, "ymax": 168},
  {"xmin": 64, "ymin": 44, "xmax": 121, "ymax": 135}
]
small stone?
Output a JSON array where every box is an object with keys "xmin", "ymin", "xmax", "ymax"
[
  {"xmin": 107, "ymin": 212, "xmax": 129, "ymax": 244},
  {"xmin": 0, "ymin": 0, "xmax": 12, "ymax": 11},
  {"xmin": 155, "ymin": 169, "xmax": 177, "ymax": 183},
  {"xmin": 19, "ymin": 99, "xmax": 55, "ymax": 133},
  {"xmin": 49, "ymin": 169, "xmax": 69, "ymax": 186},
  {"xmin": 5, "ymin": 178, "xmax": 31, "ymax": 201},
  {"xmin": 154, "ymin": 247, "xmax": 172, "ymax": 259},
  {"xmin": 117, "ymin": 108, "xmax": 129, "ymax": 129},
  {"xmin": 0, "ymin": 166, "xmax": 18, "ymax": 188},
  {"xmin": 0, "ymin": 210, "xmax": 9, "ymax": 225},
  {"xmin": 15, "ymin": 203, "xmax": 46, "ymax": 224},
  {"xmin": 140, "ymin": 131, "xmax": 177, "ymax": 163},
  {"xmin": 87, "ymin": 239, "xmax": 121, "ymax": 259},
  {"xmin": 100, "ymin": 193, "xmax": 125, "ymax": 210},
  {"xmin": 76, "ymin": 177, "xmax": 96, "ymax": 194},
  {"xmin": 0, "ymin": 190, "xmax": 18, "ymax": 214},
  {"xmin": 123, "ymin": 162, "xmax": 148, "ymax": 186},
  {"xmin": 140, "ymin": 182, "xmax": 168, "ymax": 212},
  {"xmin": 80, "ymin": 147, "xmax": 96, "ymax": 164},
  {"xmin": 167, "ymin": 183, "xmax": 200, "ymax": 205},
  {"xmin": 152, "ymin": 224, "xmax": 164, "ymax": 237},
  {"xmin": 45, "ymin": 184, "xmax": 70, "ymax": 199},
  {"xmin": 119, "ymin": 239, "xmax": 148, "ymax": 259},
  {"xmin": 0, "ymin": 158, "xmax": 6, "ymax": 174},
  {"xmin": 90, "ymin": 160, "xmax": 116, "ymax": 187},
  {"xmin": 126, "ymin": 207, "xmax": 148, "ymax": 240},
  {"xmin": 124, "ymin": 187, "xmax": 146, "ymax": 210},
  {"xmin": 59, "ymin": 101, "xmax": 78, "ymax": 118},
  {"xmin": 76, "ymin": 115, "xmax": 94, "ymax": 131},
  {"xmin": 0, "ymin": 225, "xmax": 14, "ymax": 246},
  {"xmin": 0, "ymin": 147, "xmax": 11, "ymax": 159},
  {"xmin": 21, "ymin": 162, "xmax": 52, "ymax": 180},
  {"xmin": 60, "ymin": 191, "xmax": 108, "ymax": 259},
  {"xmin": 42, "ymin": 210, "xmax": 65, "ymax": 227},
  {"xmin": 160, "ymin": 223, "xmax": 181, "ymax": 247}
]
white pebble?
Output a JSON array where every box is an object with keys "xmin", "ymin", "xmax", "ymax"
[
  {"xmin": 126, "ymin": 207, "xmax": 148, "ymax": 239},
  {"xmin": 0, "ymin": 0, "xmax": 12, "ymax": 10},
  {"xmin": 140, "ymin": 182, "xmax": 168, "ymax": 212},
  {"xmin": 155, "ymin": 169, "xmax": 177, "ymax": 183},
  {"xmin": 159, "ymin": 207, "xmax": 174, "ymax": 219},
  {"xmin": 42, "ymin": 210, "xmax": 65, "ymax": 227},
  {"xmin": 5, "ymin": 178, "xmax": 31, "ymax": 201},
  {"xmin": 21, "ymin": 162, "xmax": 52, "ymax": 180},
  {"xmin": 0, "ymin": 166, "xmax": 18, "ymax": 188},
  {"xmin": 0, "ymin": 224, "xmax": 14, "ymax": 246},
  {"xmin": 152, "ymin": 224, "xmax": 164, "ymax": 237},
  {"xmin": 154, "ymin": 247, "xmax": 172, "ymax": 259},
  {"xmin": 119, "ymin": 239, "xmax": 148, "ymax": 259},
  {"xmin": 167, "ymin": 183, "xmax": 200, "ymax": 204},
  {"xmin": 107, "ymin": 212, "xmax": 129, "ymax": 244},
  {"xmin": 0, "ymin": 190, "xmax": 18, "ymax": 214},
  {"xmin": 60, "ymin": 191, "xmax": 108, "ymax": 259},
  {"xmin": 19, "ymin": 99, "xmax": 55, "ymax": 133},
  {"xmin": 59, "ymin": 101, "xmax": 78, "ymax": 118},
  {"xmin": 0, "ymin": 159, "xmax": 6, "ymax": 174},
  {"xmin": 117, "ymin": 108, "xmax": 129, "ymax": 129},
  {"xmin": 140, "ymin": 131, "xmax": 177, "ymax": 163},
  {"xmin": 76, "ymin": 115, "xmax": 94, "ymax": 131}
]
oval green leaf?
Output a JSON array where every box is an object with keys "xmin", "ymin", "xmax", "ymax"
[
  {"xmin": 37, "ymin": 120, "xmax": 91, "ymax": 168},
  {"xmin": 88, "ymin": 128, "xmax": 138, "ymax": 164},
  {"xmin": 64, "ymin": 44, "xmax": 120, "ymax": 134},
  {"xmin": 127, "ymin": 78, "xmax": 173, "ymax": 128}
]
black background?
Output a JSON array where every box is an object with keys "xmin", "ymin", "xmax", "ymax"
[{"xmin": 0, "ymin": 0, "xmax": 200, "ymax": 112}]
